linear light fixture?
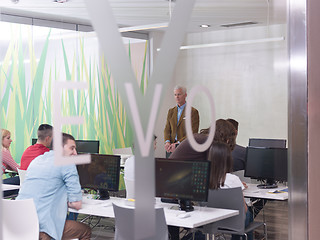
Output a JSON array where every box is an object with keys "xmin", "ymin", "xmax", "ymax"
[
  {"xmin": 220, "ymin": 21, "xmax": 258, "ymax": 28},
  {"xmin": 119, "ymin": 23, "xmax": 169, "ymax": 33},
  {"xmin": 157, "ymin": 37, "xmax": 285, "ymax": 51}
]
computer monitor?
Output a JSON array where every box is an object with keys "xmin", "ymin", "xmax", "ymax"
[
  {"xmin": 77, "ymin": 154, "xmax": 120, "ymax": 200},
  {"xmin": 248, "ymin": 138, "xmax": 286, "ymax": 148},
  {"xmin": 244, "ymin": 147, "xmax": 288, "ymax": 189},
  {"xmin": 32, "ymin": 138, "xmax": 53, "ymax": 150},
  {"xmin": 155, "ymin": 158, "xmax": 210, "ymax": 212},
  {"xmin": 75, "ymin": 140, "xmax": 99, "ymax": 154}
]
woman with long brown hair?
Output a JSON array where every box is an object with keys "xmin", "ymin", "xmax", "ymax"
[{"xmin": 208, "ymin": 142, "xmax": 253, "ymax": 240}]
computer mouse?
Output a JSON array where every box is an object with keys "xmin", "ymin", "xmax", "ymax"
[{"xmin": 177, "ymin": 213, "xmax": 191, "ymax": 219}]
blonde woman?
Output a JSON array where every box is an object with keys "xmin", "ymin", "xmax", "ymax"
[
  {"xmin": 2, "ymin": 129, "xmax": 20, "ymax": 197},
  {"xmin": 2, "ymin": 129, "xmax": 19, "ymax": 173}
]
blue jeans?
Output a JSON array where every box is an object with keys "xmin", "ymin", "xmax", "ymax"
[
  {"xmin": 231, "ymin": 209, "xmax": 253, "ymax": 240},
  {"xmin": 67, "ymin": 212, "xmax": 79, "ymax": 221}
]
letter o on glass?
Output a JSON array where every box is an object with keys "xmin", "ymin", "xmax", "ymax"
[{"xmin": 185, "ymin": 85, "xmax": 215, "ymax": 152}]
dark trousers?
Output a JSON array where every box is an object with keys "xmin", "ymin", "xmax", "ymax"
[
  {"xmin": 168, "ymin": 226, "xmax": 180, "ymax": 240},
  {"xmin": 3, "ymin": 176, "xmax": 20, "ymax": 198}
]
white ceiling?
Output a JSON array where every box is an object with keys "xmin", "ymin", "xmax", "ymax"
[{"xmin": 0, "ymin": 0, "xmax": 286, "ymax": 33}]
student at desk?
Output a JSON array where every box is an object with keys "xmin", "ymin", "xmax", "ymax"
[
  {"xmin": 1, "ymin": 129, "xmax": 20, "ymax": 197},
  {"xmin": 207, "ymin": 142, "xmax": 253, "ymax": 240},
  {"xmin": 169, "ymin": 119, "xmax": 237, "ymax": 240},
  {"xmin": 20, "ymin": 124, "xmax": 53, "ymax": 170},
  {"xmin": 17, "ymin": 133, "xmax": 91, "ymax": 240}
]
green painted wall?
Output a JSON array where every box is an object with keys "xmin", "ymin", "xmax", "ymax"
[{"xmin": 0, "ymin": 23, "xmax": 148, "ymax": 165}]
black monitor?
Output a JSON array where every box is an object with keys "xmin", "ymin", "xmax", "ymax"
[
  {"xmin": 244, "ymin": 147, "xmax": 288, "ymax": 189},
  {"xmin": 248, "ymin": 138, "xmax": 286, "ymax": 148},
  {"xmin": 77, "ymin": 154, "xmax": 120, "ymax": 200},
  {"xmin": 75, "ymin": 140, "xmax": 99, "ymax": 154},
  {"xmin": 155, "ymin": 158, "xmax": 210, "ymax": 212},
  {"xmin": 32, "ymin": 138, "xmax": 53, "ymax": 150}
]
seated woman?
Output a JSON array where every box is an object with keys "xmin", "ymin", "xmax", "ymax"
[
  {"xmin": 208, "ymin": 142, "xmax": 253, "ymax": 240},
  {"xmin": 2, "ymin": 129, "xmax": 20, "ymax": 197}
]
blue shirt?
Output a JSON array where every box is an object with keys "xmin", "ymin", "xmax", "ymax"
[
  {"xmin": 17, "ymin": 151, "xmax": 82, "ymax": 240},
  {"xmin": 175, "ymin": 103, "xmax": 186, "ymax": 141},
  {"xmin": 177, "ymin": 103, "xmax": 186, "ymax": 125}
]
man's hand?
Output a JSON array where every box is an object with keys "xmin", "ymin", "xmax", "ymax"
[
  {"xmin": 68, "ymin": 201, "xmax": 82, "ymax": 210},
  {"xmin": 165, "ymin": 142, "xmax": 171, "ymax": 152},
  {"xmin": 169, "ymin": 143, "xmax": 177, "ymax": 152}
]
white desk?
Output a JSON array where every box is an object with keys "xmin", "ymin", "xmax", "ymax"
[
  {"xmin": 2, "ymin": 184, "xmax": 20, "ymax": 191},
  {"xmin": 69, "ymin": 197, "xmax": 239, "ymax": 229},
  {"xmin": 243, "ymin": 183, "xmax": 288, "ymax": 200}
]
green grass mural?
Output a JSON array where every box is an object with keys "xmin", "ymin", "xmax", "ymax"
[{"xmin": 0, "ymin": 23, "xmax": 148, "ymax": 172}]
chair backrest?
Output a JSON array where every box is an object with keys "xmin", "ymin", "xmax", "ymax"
[
  {"xmin": 2, "ymin": 198, "xmax": 39, "ymax": 240},
  {"xmin": 113, "ymin": 203, "xmax": 168, "ymax": 240},
  {"xmin": 204, "ymin": 187, "xmax": 246, "ymax": 234},
  {"xmin": 113, "ymin": 147, "xmax": 133, "ymax": 155},
  {"xmin": 17, "ymin": 169, "xmax": 27, "ymax": 185},
  {"xmin": 124, "ymin": 177, "xmax": 135, "ymax": 199}
]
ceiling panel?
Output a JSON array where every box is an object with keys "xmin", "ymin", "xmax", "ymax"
[{"xmin": 0, "ymin": 0, "xmax": 286, "ymax": 33}]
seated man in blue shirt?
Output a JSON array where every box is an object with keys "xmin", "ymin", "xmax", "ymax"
[{"xmin": 17, "ymin": 133, "xmax": 91, "ymax": 240}]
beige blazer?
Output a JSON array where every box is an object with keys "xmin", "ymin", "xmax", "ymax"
[{"xmin": 164, "ymin": 106, "xmax": 199, "ymax": 143}]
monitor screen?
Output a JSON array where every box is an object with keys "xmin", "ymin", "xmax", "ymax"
[
  {"xmin": 244, "ymin": 147, "xmax": 288, "ymax": 188},
  {"xmin": 76, "ymin": 140, "xmax": 99, "ymax": 154},
  {"xmin": 32, "ymin": 138, "xmax": 53, "ymax": 150},
  {"xmin": 248, "ymin": 138, "xmax": 286, "ymax": 148},
  {"xmin": 77, "ymin": 154, "xmax": 120, "ymax": 199},
  {"xmin": 155, "ymin": 158, "xmax": 210, "ymax": 205}
]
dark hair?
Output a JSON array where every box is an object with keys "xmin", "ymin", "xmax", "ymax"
[
  {"xmin": 37, "ymin": 124, "xmax": 53, "ymax": 141},
  {"xmin": 226, "ymin": 118, "xmax": 239, "ymax": 131},
  {"xmin": 200, "ymin": 120, "xmax": 237, "ymax": 150},
  {"xmin": 213, "ymin": 119, "xmax": 236, "ymax": 151},
  {"xmin": 62, "ymin": 133, "xmax": 75, "ymax": 146},
  {"xmin": 208, "ymin": 142, "xmax": 233, "ymax": 190}
]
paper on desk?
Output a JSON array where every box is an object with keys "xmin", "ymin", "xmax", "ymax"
[{"xmin": 268, "ymin": 188, "xmax": 288, "ymax": 194}]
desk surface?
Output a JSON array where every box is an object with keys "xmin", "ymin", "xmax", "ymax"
[
  {"xmin": 243, "ymin": 183, "xmax": 288, "ymax": 200},
  {"xmin": 70, "ymin": 197, "xmax": 239, "ymax": 228},
  {"xmin": 2, "ymin": 184, "xmax": 20, "ymax": 191}
]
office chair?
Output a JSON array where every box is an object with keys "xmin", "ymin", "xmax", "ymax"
[
  {"xmin": 112, "ymin": 147, "xmax": 133, "ymax": 155},
  {"xmin": 124, "ymin": 177, "xmax": 134, "ymax": 199},
  {"xmin": 202, "ymin": 187, "xmax": 267, "ymax": 240},
  {"xmin": 2, "ymin": 198, "xmax": 39, "ymax": 240},
  {"xmin": 113, "ymin": 203, "xmax": 168, "ymax": 240}
]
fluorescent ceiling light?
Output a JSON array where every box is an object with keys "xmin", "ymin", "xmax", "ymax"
[
  {"xmin": 119, "ymin": 23, "xmax": 169, "ymax": 33},
  {"xmin": 200, "ymin": 24, "xmax": 210, "ymax": 28},
  {"xmin": 221, "ymin": 21, "xmax": 258, "ymax": 28}
]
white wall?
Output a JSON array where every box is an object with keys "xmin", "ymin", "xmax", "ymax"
[{"xmin": 153, "ymin": 24, "xmax": 288, "ymax": 157}]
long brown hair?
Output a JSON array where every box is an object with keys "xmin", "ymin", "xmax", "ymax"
[
  {"xmin": 199, "ymin": 119, "xmax": 237, "ymax": 151},
  {"xmin": 208, "ymin": 142, "xmax": 233, "ymax": 190}
]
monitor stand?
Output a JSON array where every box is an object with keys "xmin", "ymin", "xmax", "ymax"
[
  {"xmin": 257, "ymin": 179, "xmax": 278, "ymax": 189},
  {"xmin": 98, "ymin": 189, "xmax": 110, "ymax": 200},
  {"xmin": 179, "ymin": 200, "xmax": 194, "ymax": 212}
]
